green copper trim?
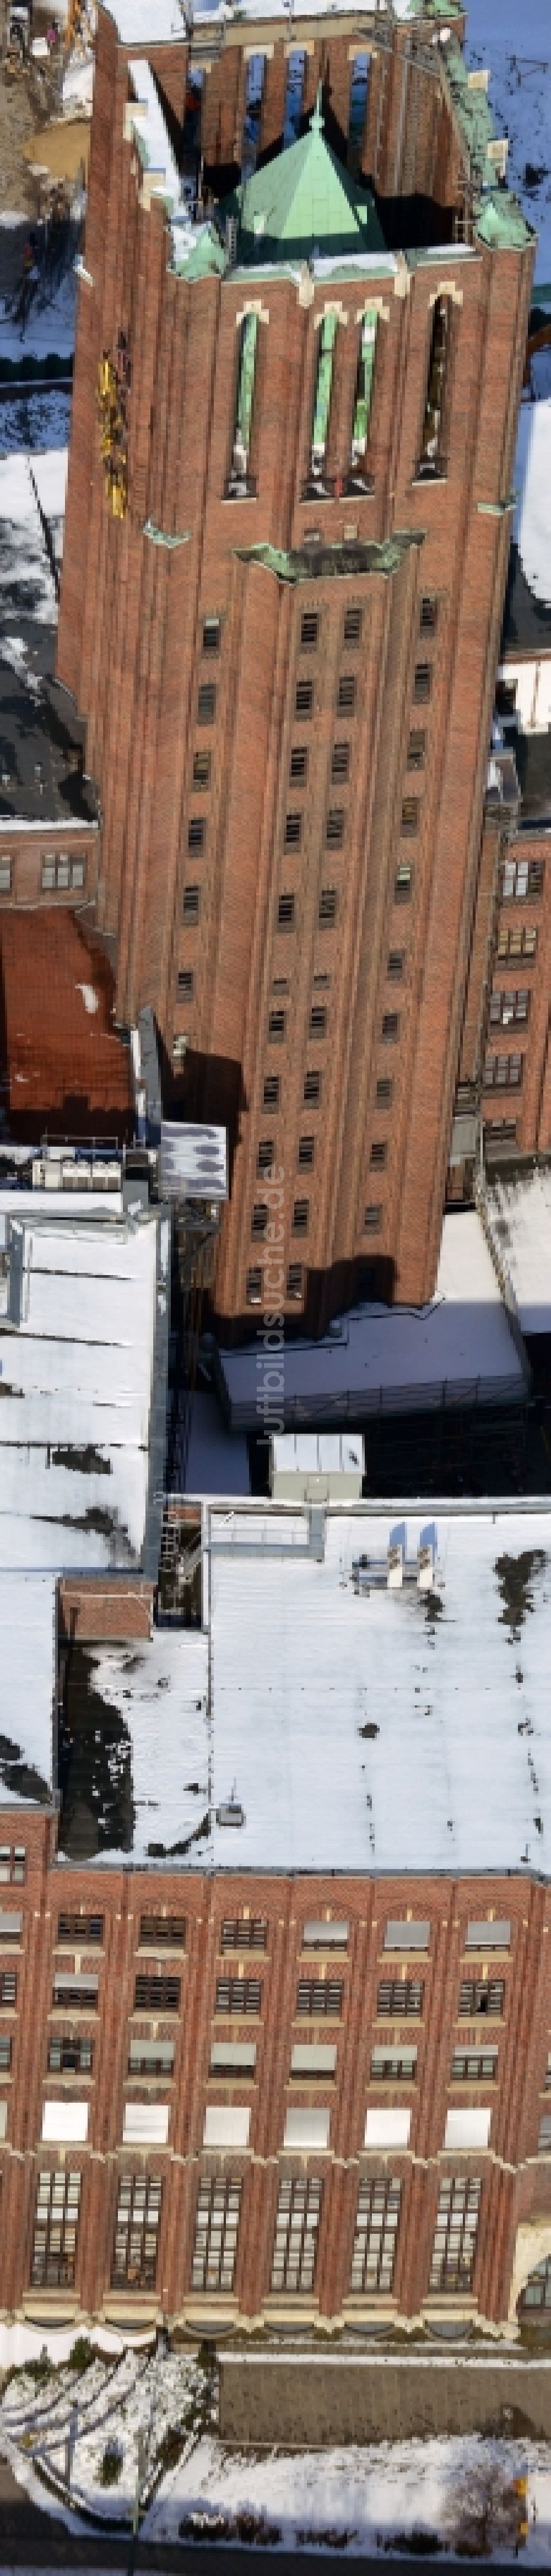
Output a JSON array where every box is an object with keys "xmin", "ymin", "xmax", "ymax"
[
  {"xmin": 352, "ymin": 307, "xmax": 378, "ymax": 460},
  {"xmin": 311, "ymin": 310, "xmax": 338, "ymax": 463},
  {"xmin": 235, "ymin": 532, "xmax": 423, "ymax": 584},
  {"xmin": 477, "ymin": 495, "xmax": 516, "ymax": 517},
  {"xmin": 143, "ymin": 521, "xmax": 190, "ymax": 549},
  {"xmin": 235, "ymin": 310, "xmax": 259, "ymax": 458}
]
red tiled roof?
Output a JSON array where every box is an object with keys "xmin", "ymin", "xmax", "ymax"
[{"xmin": 0, "ymin": 910, "xmax": 133, "ymax": 1140}]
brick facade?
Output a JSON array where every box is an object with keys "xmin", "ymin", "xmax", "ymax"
[
  {"xmin": 56, "ymin": 4, "xmax": 533, "ymax": 1325},
  {"xmin": 2, "ymin": 1829, "xmax": 551, "ymax": 2331}
]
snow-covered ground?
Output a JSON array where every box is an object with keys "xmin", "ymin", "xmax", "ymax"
[
  {"xmin": 0, "ymin": 388, "xmax": 71, "ymax": 458},
  {"xmin": 465, "ymin": 0, "xmax": 551, "ymax": 287},
  {"xmin": 0, "ymin": 2343, "xmax": 205, "ymax": 2530}
]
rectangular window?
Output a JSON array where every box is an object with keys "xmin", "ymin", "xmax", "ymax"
[
  {"xmin": 257, "ymin": 1139, "xmax": 274, "ymax": 1175},
  {"xmin": 192, "ymin": 2175, "xmax": 242, "ymax": 2293},
  {"xmin": 41, "ymin": 854, "xmax": 85, "ymax": 893},
  {"xmin": 246, "ymin": 1267, "xmax": 263, "ymax": 1305},
  {"xmin": 539, "ymin": 2118, "xmax": 551, "ymax": 2154},
  {"xmin": 139, "ymin": 1916, "xmax": 186, "ymax": 1948},
  {"xmin": 395, "ymin": 863, "xmax": 413, "ymax": 903},
  {"xmin": 489, "ymin": 989, "xmax": 529, "ymax": 1028},
  {"xmin": 210, "ymin": 2039, "xmax": 257, "ymax": 2076},
  {"xmin": 198, "ymin": 684, "xmax": 216, "ymax": 723},
  {"xmin": 268, "ymin": 1009, "xmax": 285, "ymax": 1040},
  {"xmin": 0, "ymin": 1972, "xmax": 16, "ymax": 2007},
  {"xmin": 221, "ymin": 1919, "xmax": 267, "ymax": 1953},
  {"xmin": 501, "ymin": 858, "xmax": 543, "ymax": 901},
  {"xmin": 182, "ymin": 885, "xmax": 200, "ymax": 924},
  {"xmin": 296, "ymin": 1980, "xmax": 343, "ymax": 2017},
  {"xmin": 344, "ymin": 606, "xmax": 362, "ymax": 646},
  {"xmin": 414, "ymin": 662, "xmax": 432, "ymax": 704},
  {"xmin": 295, "ymin": 680, "xmax": 314, "ymax": 717},
  {"xmin": 464, "ymin": 1920, "xmax": 510, "ymax": 1952},
  {"xmin": 370, "ymin": 1141, "xmax": 387, "ymax": 1170},
  {"xmin": 111, "ymin": 2173, "xmax": 162, "ymax": 2290},
  {"xmin": 319, "ymin": 888, "xmax": 337, "ymax": 925},
  {"xmin": 290, "ymin": 746, "xmax": 307, "ymax": 782},
  {"xmin": 128, "ymin": 2040, "xmax": 175, "ymax": 2075},
  {"xmin": 407, "ymin": 730, "xmax": 426, "ymax": 769},
  {"xmin": 483, "ymin": 1054, "xmax": 523, "ymax": 1091},
  {"xmin": 0, "ymin": 859, "xmax": 12, "ymax": 894},
  {"xmin": 304, "ymin": 1070, "xmax": 321, "ymax": 1104},
  {"xmin": 298, "ymin": 1135, "xmax": 315, "ymax": 1169},
  {"xmin": 57, "ymin": 1914, "xmax": 103, "ymax": 1945},
  {"xmin": 193, "ymin": 749, "xmax": 210, "ymax": 787},
  {"xmin": 300, "ymin": 613, "xmax": 318, "ymax": 650},
  {"xmin": 338, "ymin": 674, "xmax": 356, "ymax": 714},
  {"xmin": 401, "ymin": 798, "xmax": 419, "ymax": 835},
  {"xmin": 287, "ymin": 1263, "xmax": 303, "ymax": 1300},
  {"xmin": 202, "ymin": 618, "xmax": 221, "ymax": 655},
  {"xmin": 284, "ymin": 813, "xmax": 302, "ymax": 850},
  {"xmin": 0, "ymin": 2034, "xmax": 11, "ymax": 2071},
  {"xmin": 377, "ymin": 1979, "xmax": 424, "ymax": 2018},
  {"xmin": 0, "ymin": 1913, "xmax": 21, "ymax": 1943},
  {"xmin": 215, "ymin": 1978, "xmax": 262, "ymax": 2015},
  {"xmin": 52, "ymin": 1975, "xmax": 98, "ymax": 2011},
  {"xmin": 263, "ymin": 1075, "xmax": 280, "ymax": 1109},
  {"xmin": 303, "ymin": 1920, "xmax": 348, "ymax": 1952},
  {"xmin": 429, "ymin": 2177, "xmax": 481, "ymax": 2293},
  {"xmin": 133, "ymin": 1975, "xmax": 180, "ymax": 2011},
  {"xmin": 177, "ymin": 969, "xmax": 194, "ymax": 1001},
  {"xmin": 331, "ymin": 742, "xmax": 349, "ymax": 781},
  {"xmin": 293, "ymin": 1200, "xmax": 309, "ymax": 1234},
  {"xmin": 384, "ymin": 1920, "xmax": 430, "ymax": 1952},
  {"xmin": 387, "ymin": 951, "xmax": 404, "ymax": 980},
  {"xmin": 188, "ymin": 818, "xmax": 205, "ymax": 854},
  {"xmin": 278, "ymin": 892, "xmax": 295, "ymax": 928},
  {"xmin": 350, "ymin": 2177, "xmax": 402, "ymax": 2296},
  {"xmin": 251, "ymin": 1202, "xmax": 268, "ymax": 1238},
  {"xmin": 47, "ymin": 2035, "xmax": 93, "ymax": 2073},
  {"xmin": 290, "ymin": 2042, "xmax": 336, "ymax": 2078},
  {"xmin": 326, "ymin": 809, "xmax": 344, "ymax": 847},
  {"xmin": 0, "ymin": 1849, "xmax": 25, "ymax": 1885},
  {"xmin": 451, "ymin": 2050, "xmax": 498, "ymax": 2081},
  {"xmin": 370, "ymin": 2046, "xmax": 417, "ymax": 2080},
  {"xmin": 382, "ymin": 1013, "xmax": 399, "ymax": 1042},
  {"xmin": 484, "ymin": 1119, "xmax": 517, "ymax": 1147},
  {"xmin": 497, "ymin": 924, "xmax": 537, "ymax": 962},
  {"xmin": 31, "ymin": 2169, "xmax": 81, "ymax": 2289},
  {"xmin": 271, "ymin": 2176, "xmax": 322, "ymax": 2293},
  {"xmin": 309, "ymin": 1005, "xmax": 327, "ymax": 1036},
  {"xmin": 364, "ymin": 1203, "xmax": 382, "ymax": 1233},
  {"xmin": 420, "ymin": 596, "xmax": 438, "ymax": 633},
  {"xmin": 376, "ymin": 1077, "xmax": 393, "ymax": 1105}
]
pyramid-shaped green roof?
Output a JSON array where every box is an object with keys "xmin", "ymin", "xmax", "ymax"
[{"xmin": 228, "ymin": 91, "xmax": 386, "ymax": 269}]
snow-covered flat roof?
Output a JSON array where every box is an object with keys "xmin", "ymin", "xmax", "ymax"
[
  {"xmin": 79, "ymin": 1494, "xmax": 551, "ymax": 1876},
  {"xmin": 0, "ymin": 1201, "xmax": 166, "ymax": 1571},
  {"xmin": 0, "ymin": 1570, "xmax": 55, "ymax": 1806},
  {"xmin": 485, "ymin": 1167, "xmax": 551, "ymax": 1337},
  {"xmin": 217, "ymin": 1209, "xmax": 526, "ymax": 1429},
  {"xmin": 205, "ymin": 1501, "xmax": 551, "ymax": 1876}
]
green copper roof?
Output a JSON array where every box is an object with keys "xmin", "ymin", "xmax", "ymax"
[
  {"xmin": 474, "ymin": 189, "xmax": 533, "ymax": 252},
  {"xmin": 226, "ymin": 89, "xmax": 386, "ymax": 269},
  {"xmin": 171, "ymin": 222, "xmax": 227, "ymax": 279}
]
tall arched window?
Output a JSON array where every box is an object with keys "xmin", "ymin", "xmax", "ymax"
[
  {"xmin": 348, "ymin": 52, "xmax": 370, "ymax": 175},
  {"xmin": 417, "ymin": 295, "xmax": 451, "ymax": 480},
  {"xmin": 226, "ymin": 311, "xmax": 260, "ymax": 498},
  {"xmin": 347, "ymin": 306, "xmax": 378, "ymax": 491},
  {"xmin": 302, "ymin": 312, "xmax": 338, "ymax": 499}
]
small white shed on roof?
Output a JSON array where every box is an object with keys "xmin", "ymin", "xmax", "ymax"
[{"xmin": 271, "ymin": 1430, "xmax": 364, "ymax": 1502}]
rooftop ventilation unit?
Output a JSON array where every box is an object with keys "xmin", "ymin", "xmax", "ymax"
[
  {"xmin": 418, "ymin": 1523, "xmax": 436, "ymax": 1590},
  {"xmin": 215, "ymin": 1783, "xmax": 245, "ymax": 1829},
  {"xmin": 388, "ymin": 1522, "xmax": 406, "ymax": 1589}
]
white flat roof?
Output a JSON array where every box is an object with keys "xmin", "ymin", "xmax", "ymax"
[
  {"xmin": 84, "ymin": 1498, "xmax": 551, "ymax": 1876},
  {"xmin": 218, "ymin": 1210, "xmax": 526, "ymax": 1427},
  {"xmin": 0, "ymin": 1571, "xmax": 55, "ymax": 1806},
  {"xmin": 485, "ymin": 1167, "xmax": 551, "ymax": 1336},
  {"xmin": 0, "ymin": 1201, "xmax": 163, "ymax": 1569}
]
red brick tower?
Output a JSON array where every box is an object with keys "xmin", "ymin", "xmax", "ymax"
[{"xmin": 58, "ymin": 2, "xmax": 534, "ymax": 1328}]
